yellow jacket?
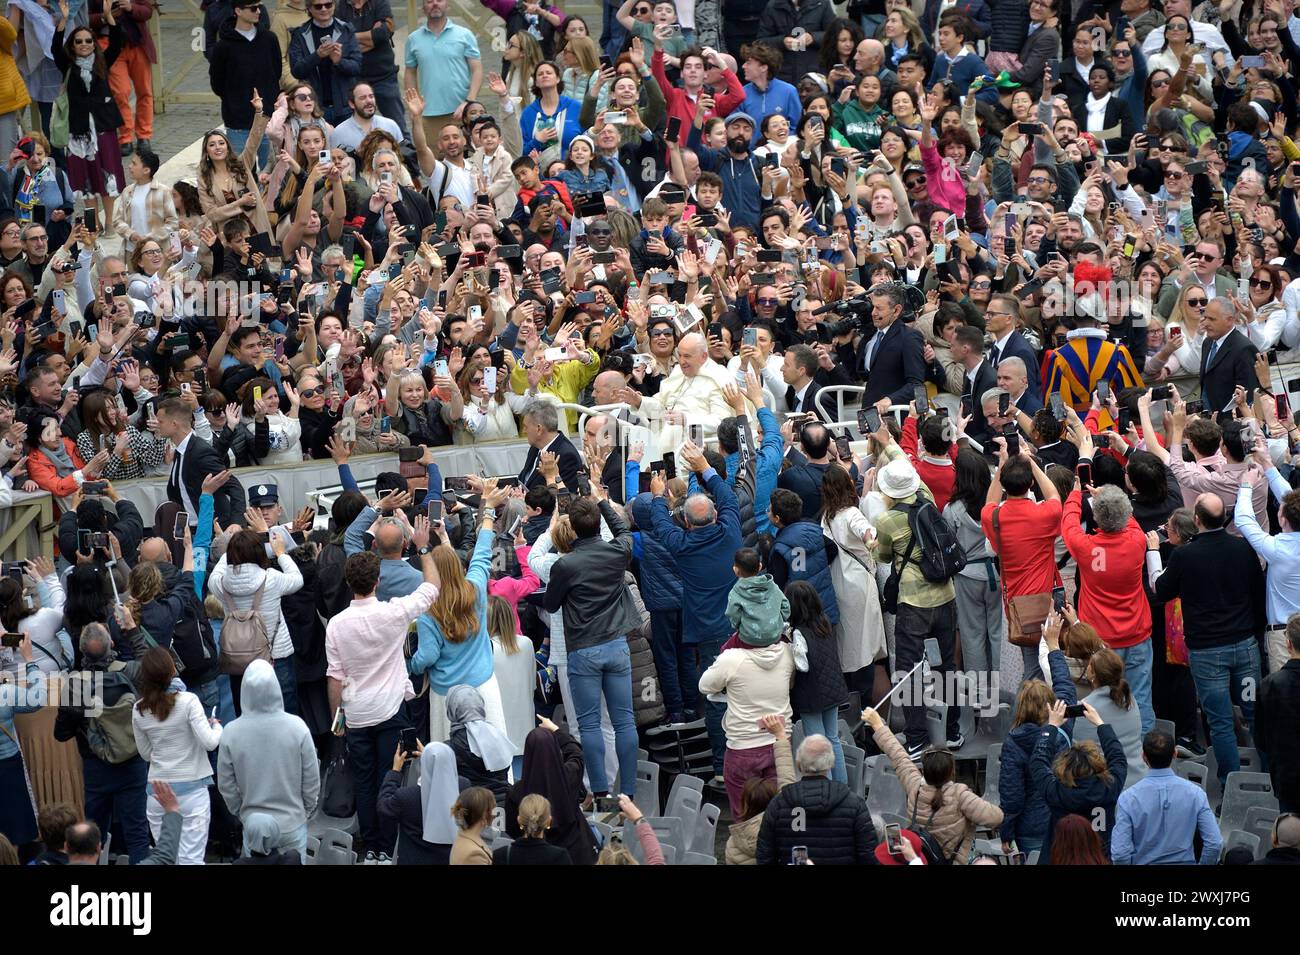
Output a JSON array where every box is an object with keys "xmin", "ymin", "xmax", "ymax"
[
  {"xmin": 0, "ymin": 18, "xmax": 32, "ymax": 116},
  {"xmin": 509, "ymin": 348, "xmax": 601, "ymax": 431}
]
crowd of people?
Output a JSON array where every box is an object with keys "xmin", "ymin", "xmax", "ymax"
[{"xmin": 0, "ymin": 0, "xmax": 1299, "ymax": 868}]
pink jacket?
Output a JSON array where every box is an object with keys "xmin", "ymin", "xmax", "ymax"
[
  {"xmin": 487, "ymin": 546, "xmax": 540, "ymax": 633},
  {"xmin": 921, "ymin": 142, "xmax": 965, "ymax": 216}
]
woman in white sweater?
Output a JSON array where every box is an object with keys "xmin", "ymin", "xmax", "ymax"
[
  {"xmin": 132, "ymin": 647, "xmax": 223, "ymax": 864},
  {"xmin": 207, "ymin": 515, "xmax": 304, "ymax": 716}
]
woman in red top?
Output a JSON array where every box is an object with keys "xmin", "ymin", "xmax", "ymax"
[{"xmin": 981, "ymin": 451, "xmax": 1063, "ymax": 683}]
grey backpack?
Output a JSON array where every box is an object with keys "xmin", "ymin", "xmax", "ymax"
[{"xmin": 219, "ymin": 582, "xmax": 272, "ymax": 676}]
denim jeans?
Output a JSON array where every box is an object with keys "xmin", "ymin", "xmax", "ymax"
[
  {"xmin": 695, "ymin": 632, "xmax": 727, "ymax": 775},
  {"xmin": 345, "ymin": 706, "xmax": 410, "ymax": 855},
  {"xmin": 895, "ymin": 601, "xmax": 960, "ymax": 748},
  {"xmin": 82, "ymin": 755, "xmax": 151, "ymax": 863},
  {"xmin": 243, "ymin": 819, "xmax": 308, "ymax": 859},
  {"xmin": 367, "ymin": 73, "xmax": 410, "ymax": 141},
  {"xmin": 230, "ymin": 656, "xmax": 299, "ymax": 718},
  {"xmin": 223, "ymin": 126, "xmax": 270, "ymax": 172},
  {"xmin": 567, "ymin": 638, "xmax": 639, "ymax": 795},
  {"xmin": 798, "ymin": 707, "xmax": 847, "ymax": 784},
  {"xmin": 1188, "ymin": 637, "xmax": 1260, "ymax": 786},
  {"xmin": 649, "ymin": 609, "xmax": 697, "ymax": 719},
  {"xmin": 1114, "ymin": 639, "xmax": 1155, "ymax": 735}
]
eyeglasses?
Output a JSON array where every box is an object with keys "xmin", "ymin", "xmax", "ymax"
[
  {"xmin": 648, "ymin": 328, "xmax": 675, "ymax": 337},
  {"xmin": 141, "ymin": 247, "xmax": 163, "ymax": 255},
  {"xmin": 985, "ymin": 309, "xmax": 1014, "ymax": 318},
  {"xmin": 27, "ymin": 234, "xmax": 47, "ymax": 242},
  {"xmin": 1026, "ymin": 176, "xmax": 1052, "ymax": 184},
  {"xmin": 1185, "ymin": 298, "xmax": 1208, "ymax": 308},
  {"xmin": 1251, "ymin": 278, "xmax": 1274, "ymax": 289}
]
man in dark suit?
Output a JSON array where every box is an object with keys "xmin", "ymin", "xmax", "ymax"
[
  {"xmin": 858, "ymin": 285, "xmax": 926, "ymax": 407},
  {"xmin": 781, "ymin": 344, "xmax": 825, "ymax": 418},
  {"xmin": 986, "ymin": 296, "xmax": 1042, "ymax": 402},
  {"xmin": 951, "ymin": 325, "xmax": 997, "ymax": 446},
  {"xmin": 1059, "ymin": 24, "xmax": 1103, "ymax": 117},
  {"xmin": 997, "ymin": 356, "xmax": 1044, "ymax": 416},
  {"xmin": 1199, "ymin": 299, "xmax": 1260, "ymax": 414},
  {"xmin": 156, "ymin": 397, "xmax": 246, "ymax": 528},
  {"xmin": 518, "ymin": 400, "xmax": 583, "ymax": 490}
]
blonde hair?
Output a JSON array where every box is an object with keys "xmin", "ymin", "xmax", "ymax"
[
  {"xmin": 566, "ymin": 34, "xmax": 601, "ymax": 74},
  {"xmin": 1012, "ymin": 679, "xmax": 1056, "ymax": 728},
  {"xmin": 550, "ymin": 516, "xmax": 576, "ymax": 553},
  {"xmin": 430, "ymin": 545, "xmax": 479, "ymax": 643},
  {"xmin": 518, "ymin": 794, "xmax": 551, "ymax": 837},
  {"xmin": 596, "ymin": 839, "xmax": 639, "ymax": 865},
  {"xmin": 1053, "ymin": 740, "xmax": 1113, "ymax": 788},
  {"xmin": 487, "ymin": 594, "xmax": 520, "ymax": 654},
  {"xmin": 126, "ymin": 562, "xmax": 164, "ymax": 622},
  {"xmin": 204, "ymin": 594, "xmax": 225, "ymax": 620}
]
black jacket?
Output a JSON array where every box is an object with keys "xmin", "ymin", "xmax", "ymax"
[
  {"xmin": 1254, "ymin": 847, "xmax": 1300, "ymax": 865},
  {"xmin": 333, "ymin": 0, "xmax": 398, "ymax": 81},
  {"xmin": 202, "ymin": 0, "xmax": 271, "ymax": 61},
  {"xmin": 756, "ymin": 0, "xmax": 838, "ymax": 84},
  {"xmin": 52, "ymin": 24, "xmax": 125, "ymax": 136},
  {"xmin": 776, "ymin": 451, "xmax": 831, "ymax": 520},
  {"xmin": 1030, "ymin": 722, "xmax": 1127, "ymax": 863},
  {"xmin": 448, "ymin": 726, "xmax": 510, "ymax": 803},
  {"xmin": 493, "ymin": 836, "xmax": 573, "ymax": 865},
  {"xmin": 168, "ymin": 433, "xmax": 247, "ymax": 527},
  {"xmin": 542, "ymin": 501, "xmax": 640, "ymax": 653},
  {"xmin": 57, "ymin": 497, "xmax": 145, "ymax": 567},
  {"xmin": 1256, "ymin": 659, "xmax": 1300, "ymax": 810},
  {"xmin": 961, "ymin": 358, "xmax": 998, "ymax": 447},
  {"xmin": 858, "ymin": 320, "xmax": 926, "ymax": 407},
  {"xmin": 1152, "ymin": 528, "xmax": 1265, "ymax": 651},
  {"xmin": 1199, "ymin": 328, "xmax": 1260, "ymax": 414},
  {"xmin": 791, "ymin": 627, "xmax": 847, "ymax": 715},
  {"xmin": 757, "ymin": 776, "xmax": 878, "ymax": 865},
  {"xmin": 377, "ymin": 768, "xmax": 463, "ymax": 865},
  {"xmin": 518, "ymin": 432, "xmax": 583, "ymax": 491},
  {"xmin": 209, "ymin": 22, "xmax": 281, "ymax": 129}
]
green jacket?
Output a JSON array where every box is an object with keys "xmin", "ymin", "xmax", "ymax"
[
  {"xmin": 833, "ymin": 100, "xmax": 888, "ymax": 155},
  {"xmin": 725, "ymin": 573, "xmax": 790, "ymax": 647}
]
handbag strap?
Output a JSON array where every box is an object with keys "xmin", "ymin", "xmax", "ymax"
[{"xmin": 993, "ymin": 503, "xmax": 1061, "ymax": 589}]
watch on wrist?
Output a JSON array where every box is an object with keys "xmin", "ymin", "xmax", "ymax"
[
  {"xmin": 481, "ymin": 507, "xmax": 497, "ymax": 520},
  {"xmin": 418, "ymin": 545, "xmax": 432, "ymax": 555}
]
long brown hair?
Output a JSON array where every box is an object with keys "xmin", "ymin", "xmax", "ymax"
[
  {"xmin": 1050, "ymin": 814, "xmax": 1111, "ymax": 865},
  {"xmin": 430, "ymin": 545, "xmax": 479, "ymax": 643},
  {"xmin": 739, "ymin": 777, "xmax": 779, "ymax": 822},
  {"xmin": 276, "ymin": 123, "xmax": 329, "ymax": 209},
  {"xmin": 1087, "ymin": 647, "xmax": 1133, "ymax": 711},
  {"xmin": 81, "ymin": 389, "xmax": 124, "ymax": 451},
  {"xmin": 817, "ymin": 462, "xmax": 860, "ymax": 523},
  {"xmin": 135, "ymin": 647, "xmax": 178, "ymax": 723},
  {"xmin": 1053, "ymin": 740, "xmax": 1113, "ymax": 788},
  {"xmin": 920, "ymin": 749, "xmax": 955, "ymax": 814},
  {"xmin": 198, "ymin": 130, "xmax": 252, "ymax": 197},
  {"xmin": 64, "ymin": 27, "xmax": 110, "ymax": 81}
]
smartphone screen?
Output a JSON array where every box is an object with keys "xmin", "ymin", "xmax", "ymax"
[
  {"xmin": 1077, "ymin": 461, "xmax": 1093, "ymax": 487},
  {"xmin": 885, "ymin": 823, "xmax": 904, "ymax": 854},
  {"xmin": 427, "ymin": 498, "xmax": 444, "ymax": 523},
  {"xmin": 400, "ymin": 727, "xmax": 419, "ymax": 754},
  {"xmin": 834, "ymin": 434, "xmax": 851, "ymax": 459},
  {"xmin": 1052, "ymin": 586, "xmax": 1066, "ymax": 612},
  {"xmin": 174, "ymin": 512, "xmax": 188, "ymax": 538}
]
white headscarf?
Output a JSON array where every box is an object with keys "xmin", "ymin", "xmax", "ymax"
[
  {"xmin": 446, "ymin": 684, "xmax": 514, "ymax": 772},
  {"xmin": 418, "ymin": 742, "xmax": 460, "ymax": 845}
]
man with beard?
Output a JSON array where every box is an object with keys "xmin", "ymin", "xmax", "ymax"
[
  {"xmin": 689, "ymin": 112, "xmax": 766, "ymax": 231},
  {"xmin": 424, "ymin": 123, "xmax": 476, "ymax": 209},
  {"xmin": 329, "ymin": 82, "xmax": 403, "ymax": 153},
  {"xmin": 521, "ymin": 193, "xmax": 569, "ymax": 251}
]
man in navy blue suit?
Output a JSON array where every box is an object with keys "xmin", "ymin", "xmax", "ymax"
[
  {"xmin": 997, "ymin": 356, "xmax": 1044, "ymax": 416},
  {"xmin": 986, "ymin": 296, "xmax": 1041, "ymax": 403},
  {"xmin": 858, "ymin": 284, "xmax": 926, "ymax": 408}
]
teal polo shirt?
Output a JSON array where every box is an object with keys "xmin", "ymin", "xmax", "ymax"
[{"xmin": 404, "ymin": 20, "xmax": 481, "ymax": 116}]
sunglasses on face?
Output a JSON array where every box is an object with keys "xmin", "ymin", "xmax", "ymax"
[
  {"xmin": 1251, "ymin": 278, "xmax": 1274, "ymax": 288},
  {"xmin": 1186, "ymin": 298, "xmax": 1207, "ymax": 308},
  {"xmin": 971, "ymin": 280, "xmax": 992, "ymax": 289},
  {"xmin": 1166, "ymin": 171, "xmax": 1186, "ymax": 180},
  {"xmin": 905, "ymin": 176, "xmax": 927, "ymax": 187},
  {"xmin": 757, "ymin": 298, "xmax": 779, "ymax": 306},
  {"xmin": 299, "ymin": 386, "xmax": 324, "ymax": 398},
  {"xmin": 649, "ymin": 328, "xmax": 675, "ymax": 337},
  {"xmin": 1152, "ymin": 79, "xmax": 1170, "ymax": 87}
]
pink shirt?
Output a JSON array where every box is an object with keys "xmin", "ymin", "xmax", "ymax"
[
  {"xmin": 1168, "ymin": 451, "xmax": 1267, "ymax": 537},
  {"xmin": 325, "ymin": 584, "xmax": 438, "ymax": 729},
  {"xmin": 487, "ymin": 546, "xmax": 540, "ymax": 633}
]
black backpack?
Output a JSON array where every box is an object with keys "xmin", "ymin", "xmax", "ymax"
[
  {"xmin": 908, "ymin": 794, "xmax": 958, "ymax": 865},
  {"xmin": 172, "ymin": 589, "xmax": 220, "ymax": 687},
  {"xmin": 898, "ymin": 500, "xmax": 967, "ymax": 583}
]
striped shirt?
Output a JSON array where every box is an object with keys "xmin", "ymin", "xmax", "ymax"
[{"xmin": 1044, "ymin": 330, "xmax": 1144, "ymax": 414}]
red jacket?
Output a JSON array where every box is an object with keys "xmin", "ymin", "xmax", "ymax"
[
  {"xmin": 981, "ymin": 495, "xmax": 1062, "ymax": 601},
  {"xmin": 1060, "ymin": 490, "xmax": 1151, "ymax": 649},
  {"xmin": 652, "ymin": 50, "xmax": 744, "ymax": 142},
  {"xmin": 899, "ymin": 416, "xmax": 956, "ymax": 512}
]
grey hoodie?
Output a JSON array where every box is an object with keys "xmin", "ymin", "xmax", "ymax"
[{"xmin": 217, "ymin": 660, "xmax": 320, "ymax": 835}]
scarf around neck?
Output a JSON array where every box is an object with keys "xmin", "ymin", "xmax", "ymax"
[{"xmin": 75, "ymin": 53, "xmax": 95, "ymax": 90}]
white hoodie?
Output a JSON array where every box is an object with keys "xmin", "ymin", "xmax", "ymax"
[
  {"xmin": 699, "ymin": 642, "xmax": 794, "ymax": 750},
  {"xmin": 208, "ymin": 553, "xmax": 304, "ymax": 659}
]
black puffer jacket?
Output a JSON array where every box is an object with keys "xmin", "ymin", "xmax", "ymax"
[
  {"xmin": 790, "ymin": 625, "xmax": 847, "ymax": 716},
  {"xmin": 986, "ymin": 0, "xmax": 1028, "ymax": 55},
  {"xmin": 757, "ymin": 777, "xmax": 878, "ymax": 865}
]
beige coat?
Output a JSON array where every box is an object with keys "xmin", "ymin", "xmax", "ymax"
[
  {"xmin": 725, "ymin": 733, "xmax": 796, "ymax": 865},
  {"xmin": 873, "ymin": 724, "xmax": 1003, "ymax": 864},
  {"xmin": 450, "ymin": 830, "xmax": 493, "ymax": 865},
  {"xmin": 198, "ymin": 112, "xmax": 272, "ymax": 237},
  {"xmin": 113, "ymin": 180, "xmax": 180, "ymax": 255}
]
